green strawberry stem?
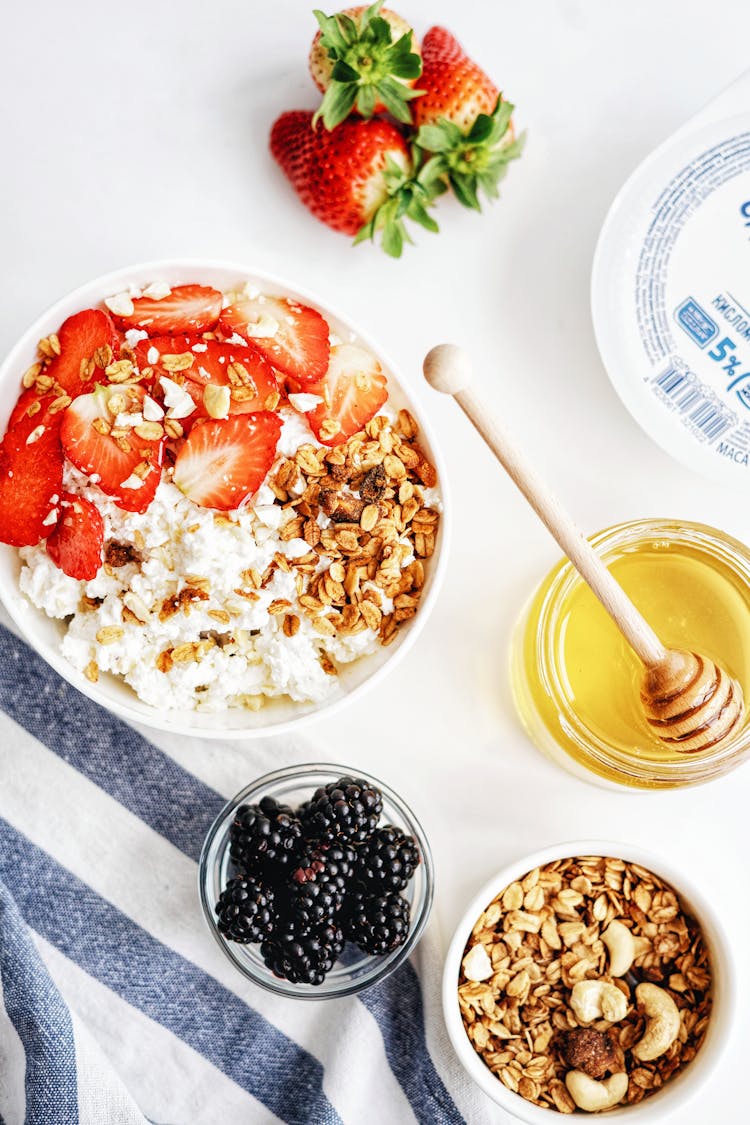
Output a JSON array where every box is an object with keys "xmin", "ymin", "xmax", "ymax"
[
  {"xmin": 354, "ymin": 149, "xmax": 444, "ymax": 258},
  {"xmin": 415, "ymin": 98, "xmax": 525, "ymax": 211},
  {"xmin": 313, "ymin": 0, "xmax": 423, "ymax": 130}
]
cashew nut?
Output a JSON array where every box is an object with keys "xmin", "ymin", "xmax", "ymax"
[
  {"xmin": 565, "ymin": 1070, "xmax": 629, "ymax": 1112},
  {"xmin": 601, "ymin": 920, "xmax": 635, "ymax": 977},
  {"xmin": 631, "ymin": 983, "xmax": 681, "ymax": 1061},
  {"xmin": 570, "ymin": 979, "xmax": 628, "ymax": 1024},
  {"xmin": 462, "ymin": 943, "xmax": 493, "ymax": 982}
]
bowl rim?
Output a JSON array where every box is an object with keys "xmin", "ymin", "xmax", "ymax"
[
  {"xmin": 197, "ymin": 761, "xmax": 435, "ymax": 999},
  {"xmin": 0, "ymin": 257, "xmax": 451, "ymax": 739},
  {"xmin": 441, "ymin": 838, "xmax": 736, "ymax": 1123}
]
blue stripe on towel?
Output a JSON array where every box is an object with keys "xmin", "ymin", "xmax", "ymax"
[
  {"xmin": 0, "ymin": 624, "xmax": 464, "ymax": 1124},
  {"xmin": 0, "ymin": 881, "xmax": 79, "ymax": 1125},
  {"xmin": 0, "ymin": 819, "xmax": 340, "ymax": 1125},
  {"xmin": 0, "ymin": 625, "xmax": 224, "ymax": 860},
  {"xmin": 361, "ymin": 964, "xmax": 464, "ymax": 1125}
]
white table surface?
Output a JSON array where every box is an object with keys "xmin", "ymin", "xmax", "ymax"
[{"xmin": 3, "ymin": 1, "xmax": 750, "ymax": 1121}]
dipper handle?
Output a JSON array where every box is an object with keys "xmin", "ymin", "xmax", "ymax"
[{"xmin": 423, "ymin": 344, "xmax": 667, "ymax": 668}]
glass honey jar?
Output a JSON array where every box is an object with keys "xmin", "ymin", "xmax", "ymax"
[{"xmin": 511, "ymin": 519, "xmax": 750, "ymax": 789}]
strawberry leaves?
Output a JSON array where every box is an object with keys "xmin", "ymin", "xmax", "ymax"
[
  {"xmin": 313, "ymin": 1, "xmax": 423, "ymax": 129},
  {"xmin": 354, "ymin": 150, "xmax": 443, "ymax": 258},
  {"xmin": 416, "ymin": 97, "xmax": 525, "ymax": 211}
]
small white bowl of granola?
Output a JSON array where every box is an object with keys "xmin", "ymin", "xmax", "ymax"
[
  {"xmin": 442, "ymin": 841, "xmax": 734, "ymax": 1122},
  {"xmin": 0, "ymin": 259, "xmax": 448, "ymax": 737}
]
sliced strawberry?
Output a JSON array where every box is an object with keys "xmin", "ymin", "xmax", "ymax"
[
  {"xmin": 46, "ymin": 492, "xmax": 104, "ymax": 580},
  {"xmin": 6, "ymin": 389, "xmax": 62, "ymax": 440},
  {"xmin": 60, "ymin": 384, "xmax": 164, "ymax": 514},
  {"xmin": 220, "ymin": 294, "xmax": 330, "ymax": 385},
  {"xmin": 173, "ymin": 412, "xmax": 282, "ymax": 510},
  {"xmin": 45, "ymin": 309, "xmax": 119, "ymax": 396},
  {"xmin": 135, "ymin": 335, "xmax": 281, "ymax": 419},
  {"xmin": 305, "ymin": 344, "xmax": 388, "ymax": 447},
  {"xmin": 109, "ymin": 285, "xmax": 223, "ymax": 336},
  {"xmin": 0, "ymin": 423, "xmax": 64, "ymax": 547}
]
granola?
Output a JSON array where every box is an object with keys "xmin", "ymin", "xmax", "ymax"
[{"xmin": 457, "ymin": 856, "xmax": 712, "ymax": 1113}]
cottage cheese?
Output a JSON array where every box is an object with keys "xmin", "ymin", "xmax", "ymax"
[{"xmin": 18, "ymin": 408, "xmax": 386, "ymax": 711}]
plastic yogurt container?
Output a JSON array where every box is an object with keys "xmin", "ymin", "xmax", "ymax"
[{"xmin": 592, "ymin": 71, "xmax": 750, "ymax": 489}]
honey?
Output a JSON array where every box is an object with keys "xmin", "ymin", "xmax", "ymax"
[{"xmin": 511, "ymin": 520, "xmax": 750, "ymax": 789}]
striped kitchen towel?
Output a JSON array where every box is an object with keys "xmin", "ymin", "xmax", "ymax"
[{"xmin": 0, "ymin": 615, "xmax": 492, "ymax": 1125}]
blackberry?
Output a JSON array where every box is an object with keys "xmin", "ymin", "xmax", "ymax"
[
  {"xmin": 300, "ymin": 776, "xmax": 383, "ymax": 844},
  {"xmin": 285, "ymin": 879, "xmax": 341, "ymax": 933},
  {"xmin": 281, "ymin": 841, "xmax": 357, "ymax": 933},
  {"xmin": 344, "ymin": 892, "xmax": 411, "ymax": 955},
  {"xmin": 352, "ymin": 826, "xmax": 420, "ymax": 894},
  {"xmin": 229, "ymin": 796, "xmax": 303, "ymax": 874},
  {"xmin": 261, "ymin": 922, "xmax": 344, "ymax": 985},
  {"xmin": 215, "ymin": 876, "xmax": 275, "ymax": 944},
  {"xmin": 292, "ymin": 840, "xmax": 357, "ymax": 893}
]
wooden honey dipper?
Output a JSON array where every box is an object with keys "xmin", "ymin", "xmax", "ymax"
[{"xmin": 423, "ymin": 344, "xmax": 744, "ymax": 754}]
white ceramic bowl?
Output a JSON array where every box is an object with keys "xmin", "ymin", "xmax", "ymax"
[
  {"xmin": 442, "ymin": 840, "xmax": 735, "ymax": 1123},
  {"xmin": 0, "ymin": 259, "xmax": 450, "ymax": 738}
]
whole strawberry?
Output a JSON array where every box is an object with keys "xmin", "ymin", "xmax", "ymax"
[
  {"xmin": 310, "ymin": 1, "xmax": 422, "ymax": 129},
  {"xmin": 270, "ymin": 110, "xmax": 439, "ymax": 257},
  {"xmin": 413, "ymin": 26, "xmax": 524, "ymax": 211}
]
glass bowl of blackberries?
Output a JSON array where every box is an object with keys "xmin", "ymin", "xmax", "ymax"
[{"xmin": 198, "ymin": 763, "xmax": 434, "ymax": 998}]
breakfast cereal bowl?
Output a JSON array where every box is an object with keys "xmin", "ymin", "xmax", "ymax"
[
  {"xmin": 0, "ymin": 259, "xmax": 449, "ymax": 738},
  {"xmin": 442, "ymin": 841, "xmax": 734, "ymax": 1122}
]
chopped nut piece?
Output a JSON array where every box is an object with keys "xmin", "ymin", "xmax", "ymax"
[{"xmin": 463, "ymin": 944, "xmax": 494, "ymax": 982}]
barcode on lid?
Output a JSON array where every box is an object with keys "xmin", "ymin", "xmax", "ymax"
[{"xmin": 653, "ymin": 365, "xmax": 732, "ymax": 443}]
